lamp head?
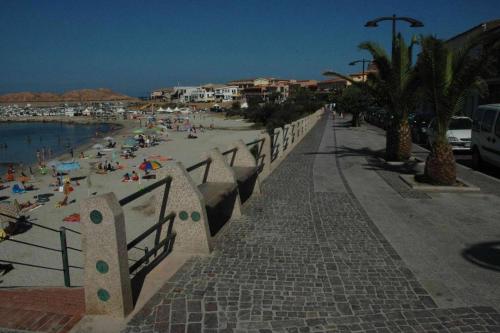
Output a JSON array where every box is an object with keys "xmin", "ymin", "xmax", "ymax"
[
  {"xmin": 364, "ymin": 20, "xmax": 378, "ymax": 28},
  {"xmin": 348, "ymin": 61, "xmax": 357, "ymax": 66},
  {"xmin": 409, "ymin": 20, "xmax": 424, "ymax": 28}
]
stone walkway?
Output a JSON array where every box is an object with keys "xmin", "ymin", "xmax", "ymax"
[{"xmin": 123, "ymin": 115, "xmax": 500, "ymax": 333}]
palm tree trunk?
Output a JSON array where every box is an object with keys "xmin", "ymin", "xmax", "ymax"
[
  {"xmin": 385, "ymin": 119, "xmax": 412, "ymax": 161},
  {"xmin": 424, "ymin": 141, "xmax": 456, "ymax": 185}
]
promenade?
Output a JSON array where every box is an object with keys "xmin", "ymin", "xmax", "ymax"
[{"xmin": 121, "ymin": 114, "xmax": 500, "ymax": 333}]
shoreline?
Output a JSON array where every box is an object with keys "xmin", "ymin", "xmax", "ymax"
[
  {"xmin": 0, "ymin": 120, "xmax": 130, "ymax": 174},
  {"xmin": 0, "ymin": 115, "xmax": 123, "ymax": 125}
]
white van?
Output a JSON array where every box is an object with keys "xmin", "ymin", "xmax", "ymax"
[{"xmin": 471, "ymin": 104, "xmax": 500, "ymax": 169}]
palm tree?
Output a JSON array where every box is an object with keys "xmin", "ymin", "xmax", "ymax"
[
  {"xmin": 416, "ymin": 36, "xmax": 492, "ymax": 185},
  {"xmin": 325, "ymin": 34, "xmax": 419, "ymax": 161}
]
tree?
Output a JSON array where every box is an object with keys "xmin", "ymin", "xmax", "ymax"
[
  {"xmin": 336, "ymin": 85, "xmax": 369, "ymax": 127},
  {"xmin": 324, "ymin": 34, "xmax": 419, "ymax": 161},
  {"xmin": 416, "ymin": 36, "xmax": 493, "ymax": 185}
]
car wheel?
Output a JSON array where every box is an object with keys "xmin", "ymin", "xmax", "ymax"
[{"xmin": 472, "ymin": 147, "xmax": 482, "ymax": 169}]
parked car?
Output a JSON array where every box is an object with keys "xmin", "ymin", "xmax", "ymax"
[
  {"xmin": 426, "ymin": 116, "xmax": 472, "ymax": 151},
  {"xmin": 471, "ymin": 104, "xmax": 500, "ymax": 169},
  {"xmin": 410, "ymin": 113, "xmax": 434, "ymax": 144}
]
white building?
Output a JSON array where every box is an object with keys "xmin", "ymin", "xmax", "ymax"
[
  {"xmin": 214, "ymin": 85, "xmax": 240, "ymax": 101},
  {"xmin": 173, "ymin": 86, "xmax": 214, "ymax": 103}
]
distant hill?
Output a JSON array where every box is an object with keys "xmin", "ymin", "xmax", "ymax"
[{"xmin": 0, "ymin": 88, "xmax": 135, "ymax": 103}]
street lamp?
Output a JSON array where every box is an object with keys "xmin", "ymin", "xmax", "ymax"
[
  {"xmin": 349, "ymin": 59, "xmax": 372, "ymax": 81},
  {"xmin": 365, "ymin": 14, "xmax": 424, "ymax": 53}
]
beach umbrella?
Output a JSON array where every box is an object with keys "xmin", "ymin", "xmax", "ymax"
[
  {"xmin": 149, "ymin": 161, "xmax": 162, "ymax": 170},
  {"xmin": 133, "ymin": 128, "xmax": 144, "ymax": 134},
  {"xmin": 103, "ymin": 136, "xmax": 114, "ymax": 141},
  {"xmin": 92, "ymin": 143, "xmax": 104, "ymax": 150},
  {"xmin": 139, "ymin": 160, "xmax": 162, "ymax": 171},
  {"xmin": 56, "ymin": 162, "xmax": 81, "ymax": 172},
  {"xmin": 139, "ymin": 161, "xmax": 151, "ymax": 171}
]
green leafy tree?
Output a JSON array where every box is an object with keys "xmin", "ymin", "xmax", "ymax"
[
  {"xmin": 336, "ymin": 85, "xmax": 369, "ymax": 127},
  {"xmin": 416, "ymin": 36, "xmax": 493, "ymax": 185}
]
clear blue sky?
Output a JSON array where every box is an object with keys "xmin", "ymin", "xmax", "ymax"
[{"xmin": 1, "ymin": 0, "xmax": 499, "ymax": 97}]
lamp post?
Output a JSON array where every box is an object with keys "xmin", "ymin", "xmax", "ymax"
[
  {"xmin": 365, "ymin": 14, "xmax": 424, "ymax": 54},
  {"xmin": 349, "ymin": 59, "xmax": 371, "ymax": 82}
]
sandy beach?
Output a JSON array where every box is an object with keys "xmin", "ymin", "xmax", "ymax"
[{"xmin": 0, "ymin": 113, "xmax": 261, "ymax": 287}]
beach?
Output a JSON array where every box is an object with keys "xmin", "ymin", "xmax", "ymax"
[{"xmin": 0, "ymin": 113, "xmax": 261, "ymax": 287}]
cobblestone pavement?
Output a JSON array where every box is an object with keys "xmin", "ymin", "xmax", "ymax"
[{"xmin": 123, "ymin": 116, "xmax": 500, "ymax": 332}]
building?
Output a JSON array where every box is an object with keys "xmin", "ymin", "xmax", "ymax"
[
  {"xmin": 317, "ymin": 78, "xmax": 348, "ymax": 92},
  {"xmin": 150, "ymin": 88, "xmax": 173, "ymax": 101},
  {"xmin": 214, "ymin": 85, "xmax": 241, "ymax": 101},
  {"xmin": 228, "ymin": 79, "xmax": 256, "ymax": 89},
  {"xmin": 445, "ymin": 19, "xmax": 500, "ymax": 115},
  {"xmin": 172, "ymin": 86, "xmax": 214, "ymax": 103},
  {"xmin": 349, "ymin": 63, "xmax": 378, "ymax": 83},
  {"xmin": 289, "ymin": 80, "xmax": 318, "ymax": 91}
]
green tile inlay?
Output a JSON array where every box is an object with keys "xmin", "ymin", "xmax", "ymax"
[
  {"xmin": 179, "ymin": 211, "xmax": 189, "ymax": 220},
  {"xmin": 96, "ymin": 260, "xmax": 109, "ymax": 274},
  {"xmin": 90, "ymin": 210, "xmax": 103, "ymax": 224},
  {"xmin": 97, "ymin": 288, "xmax": 110, "ymax": 302},
  {"xmin": 191, "ymin": 211, "xmax": 201, "ymax": 222}
]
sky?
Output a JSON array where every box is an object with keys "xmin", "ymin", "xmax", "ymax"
[{"xmin": 1, "ymin": 0, "xmax": 499, "ymax": 97}]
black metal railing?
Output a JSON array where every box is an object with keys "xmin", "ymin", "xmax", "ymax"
[
  {"xmin": 271, "ymin": 133, "xmax": 280, "ymax": 162},
  {"xmin": 0, "ymin": 219, "xmax": 82, "ymax": 287},
  {"xmin": 118, "ymin": 176, "xmax": 176, "ymax": 277},
  {"xmin": 282, "ymin": 126, "xmax": 289, "ymax": 151},
  {"xmin": 246, "ymin": 138, "xmax": 266, "ymax": 172},
  {"xmin": 186, "ymin": 158, "xmax": 212, "ymax": 184},
  {"xmin": 222, "ymin": 147, "xmax": 238, "ymax": 166}
]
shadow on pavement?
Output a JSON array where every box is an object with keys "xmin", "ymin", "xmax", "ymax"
[
  {"xmin": 462, "ymin": 241, "xmax": 500, "ymax": 272},
  {"xmin": 303, "ymin": 146, "xmax": 383, "ymax": 158}
]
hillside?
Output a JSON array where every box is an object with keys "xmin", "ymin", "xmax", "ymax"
[{"xmin": 0, "ymin": 88, "xmax": 135, "ymax": 103}]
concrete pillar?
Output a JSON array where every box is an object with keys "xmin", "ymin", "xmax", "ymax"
[
  {"xmin": 80, "ymin": 193, "xmax": 133, "ymax": 317},
  {"xmin": 157, "ymin": 163, "xmax": 211, "ymax": 254}
]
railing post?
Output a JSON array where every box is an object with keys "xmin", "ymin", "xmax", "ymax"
[
  {"xmin": 59, "ymin": 227, "xmax": 71, "ymax": 288},
  {"xmin": 273, "ymin": 127, "xmax": 284, "ymax": 160}
]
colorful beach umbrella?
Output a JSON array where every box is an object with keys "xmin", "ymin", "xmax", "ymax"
[
  {"xmin": 92, "ymin": 143, "xmax": 104, "ymax": 150},
  {"xmin": 139, "ymin": 160, "xmax": 162, "ymax": 171}
]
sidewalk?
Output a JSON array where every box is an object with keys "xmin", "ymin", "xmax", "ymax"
[
  {"xmin": 332, "ymin": 116, "xmax": 500, "ymax": 311},
  {"xmin": 120, "ymin": 114, "xmax": 500, "ymax": 332}
]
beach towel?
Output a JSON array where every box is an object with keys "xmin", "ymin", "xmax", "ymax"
[
  {"xmin": 12, "ymin": 184, "xmax": 25, "ymax": 194},
  {"xmin": 63, "ymin": 213, "xmax": 80, "ymax": 223}
]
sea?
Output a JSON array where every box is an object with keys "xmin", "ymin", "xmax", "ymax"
[{"xmin": 0, "ymin": 122, "xmax": 113, "ymax": 174}]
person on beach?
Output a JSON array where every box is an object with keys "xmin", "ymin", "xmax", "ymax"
[
  {"xmin": 58, "ymin": 180, "xmax": 73, "ymax": 207},
  {"xmin": 36, "ymin": 149, "xmax": 41, "ymax": 166},
  {"xmin": 131, "ymin": 171, "xmax": 139, "ymax": 181},
  {"xmin": 122, "ymin": 173, "xmax": 131, "ymax": 182},
  {"xmin": 79, "ymin": 151, "xmax": 85, "ymax": 159},
  {"xmin": 70, "ymin": 148, "xmax": 74, "ymax": 158}
]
